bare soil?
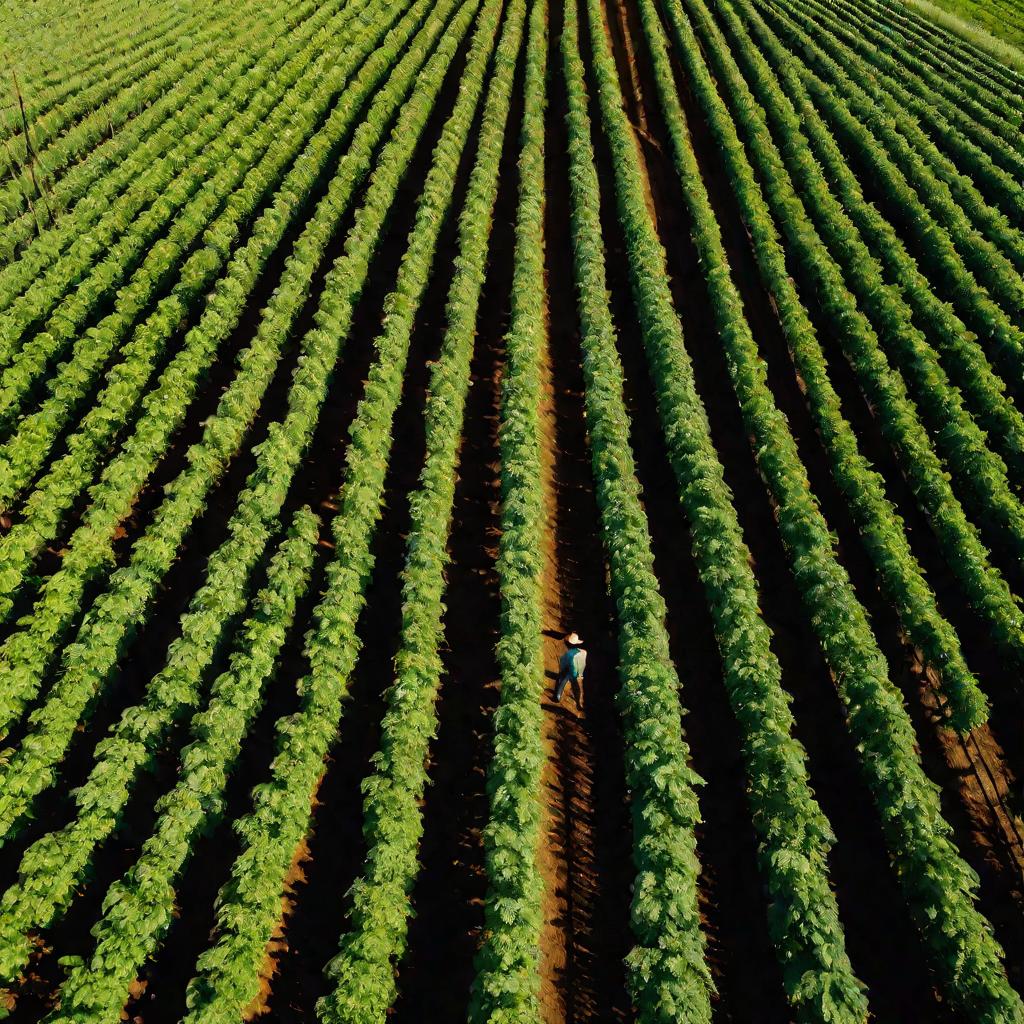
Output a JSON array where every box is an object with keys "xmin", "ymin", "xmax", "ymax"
[{"xmin": 533, "ymin": 3, "xmax": 637, "ymax": 1010}]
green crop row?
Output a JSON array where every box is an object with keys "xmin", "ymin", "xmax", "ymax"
[
  {"xmin": 790, "ymin": 0, "xmax": 1024, "ymax": 269},
  {"xmin": 640, "ymin": 0, "xmax": 965, "ymax": 1012},
  {"xmin": 759, "ymin": 0, "xmax": 1024, "ymax": 481},
  {"xmin": 767, "ymin": 0, "xmax": 1024, "ymax": 388},
  {"xmin": 770, "ymin": 11, "xmax": 1024, "ymax": 335},
  {"xmin": 810, "ymin": 0, "xmax": 1024, "ymax": 156},
  {"xmin": 708, "ymin": 0, "xmax": 1024, "ymax": 676},
  {"xmin": 0, "ymin": 0, "xmax": 273, "ymax": 224},
  {"xmin": 3, "ymin": 0, "xmax": 183, "ymax": 93},
  {"xmin": 182, "ymin": 0, "xmax": 501, "ymax": 1015},
  {"xmin": 0, "ymin": 509, "xmax": 318, "ymax": 1018},
  {"xmin": 586, "ymin": 0, "xmax": 879, "ymax": 1014},
  {"xmin": 2, "ymin": 1, "xmax": 187, "ymax": 121},
  {"xmin": 844, "ymin": 0, "xmax": 1024, "ymax": 98},
  {"xmin": 0, "ymin": 0, "xmax": 358, "ymax": 505},
  {"xmin": 319, "ymin": 3, "xmax": 525, "ymax": 1019},
  {"xmin": 661, "ymin": 0, "xmax": 988, "ymax": 735},
  {"xmin": 0, "ymin": 0, "xmax": 450, "ymax": 823},
  {"xmin": 0, "ymin": 0, "xmax": 331, "ymax": 320},
  {"xmin": 673, "ymin": 0, "xmax": 1024, "ymax": 1017},
  {"xmin": 774, "ymin": 0, "xmax": 1024, "ymax": 229},
  {"xmin": 0, "ymin": 0, "xmax": 466, "ymax": 979},
  {"xmin": 2, "ymin": 7, "xmax": 197, "ymax": 169},
  {"xmin": 468, "ymin": 0, "xmax": 549, "ymax": 1017},
  {"xmin": 0, "ymin": 2, "xmax": 312, "ymax": 266},
  {"xmin": 0, "ymin": 0, "xmax": 293, "ymax": 302},
  {"xmin": 0, "ymin": 0, "xmax": 357, "ymax": 422},
  {"xmin": 0, "ymin": 3, "xmax": 191, "ymax": 143},
  {"xmin": 733, "ymin": 3, "xmax": 1024, "ymax": 562},
  {"xmin": 0, "ymin": 444, "xmax": 321, "ymax": 966},
  {"xmin": 4, "ymin": 0, "xmax": 189, "ymax": 99},
  {"xmin": 0, "ymin": 0, "xmax": 439, "ymax": 735},
  {"xmin": 563, "ymin": 0, "xmax": 713, "ymax": 1018},
  {"xmin": 37, "ymin": 509, "xmax": 317, "ymax": 1024}
]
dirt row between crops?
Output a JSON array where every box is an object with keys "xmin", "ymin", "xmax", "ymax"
[
  {"xmin": 534, "ymin": 6, "xmax": 636, "ymax": 1009},
  {"xmin": 0, "ymin": 11, "xmax": 485, "ymax": 1019},
  {"xmin": 1, "ymin": 0, "xmax": 1022, "ymax": 1017},
  {"xmin": 606, "ymin": 0, "xmax": 1024, "ymax": 1017},
  {"xmin": 532, "ymin": 0, "xmax": 1024, "ymax": 1019}
]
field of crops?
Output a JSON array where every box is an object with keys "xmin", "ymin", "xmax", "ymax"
[
  {"xmin": 0, "ymin": 0, "xmax": 1022, "ymax": 1020},
  {"xmin": 906, "ymin": 0, "xmax": 1024, "ymax": 52}
]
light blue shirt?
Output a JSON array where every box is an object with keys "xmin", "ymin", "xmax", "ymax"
[{"xmin": 560, "ymin": 646, "xmax": 587, "ymax": 681}]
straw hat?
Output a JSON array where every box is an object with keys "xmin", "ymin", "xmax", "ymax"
[{"xmin": 565, "ymin": 632, "xmax": 582, "ymax": 646}]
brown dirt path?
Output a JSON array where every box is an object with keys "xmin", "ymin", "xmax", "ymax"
[
  {"xmin": 532, "ymin": 8, "xmax": 635, "ymax": 1014},
  {"xmin": 535, "ymin": 192, "xmax": 571, "ymax": 1024},
  {"xmin": 534, "ymin": 302, "xmax": 634, "ymax": 1024}
]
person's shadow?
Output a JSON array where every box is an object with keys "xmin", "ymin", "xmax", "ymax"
[{"xmin": 543, "ymin": 630, "xmax": 571, "ymax": 711}]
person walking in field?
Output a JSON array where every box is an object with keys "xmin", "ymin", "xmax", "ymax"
[{"xmin": 554, "ymin": 632, "xmax": 587, "ymax": 709}]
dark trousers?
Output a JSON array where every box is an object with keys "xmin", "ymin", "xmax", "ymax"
[{"xmin": 554, "ymin": 670, "xmax": 582, "ymax": 707}]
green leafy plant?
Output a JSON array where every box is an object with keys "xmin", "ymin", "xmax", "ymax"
[
  {"xmin": 0, "ymin": 5, "xmax": 192, "ymax": 151},
  {"xmin": 729, "ymin": 0, "xmax": 1024, "ymax": 566},
  {"xmin": 318, "ymin": 2, "xmax": 525, "ymax": 1018},
  {"xmin": 667, "ymin": 0, "xmax": 1024, "ymax": 1016},
  {"xmin": 0, "ymin": 0, "xmax": 314, "ymax": 264},
  {"xmin": 562, "ymin": 0, "xmax": 714, "ymax": 1018},
  {"xmin": 0, "ymin": 0, "xmax": 280, "ymax": 225},
  {"xmin": 0, "ymin": 0, "xmax": 361, "ymax": 506},
  {"xmin": 468, "ymin": 0, "xmax": 549, "ymax": 1018},
  {"xmin": 0, "ymin": 0, "xmax": 333, "ymax": 319},
  {"xmin": 762, "ymin": 0, "xmax": 1024, "ymax": 476},
  {"xmin": 0, "ymin": 0, "xmax": 441, "ymax": 740},
  {"xmin": 7, "ymin": 508, "xmax": 318, "ymax": 1023},
  {"xmin": 0, "ymin": 0, "xmax": 361, "ymax": 420},
  {"xmin": 844, "ymin": 0, "xmax": 1024, "ymax": 97},
  {"xmin": 803, "ymin": 0, "xmax": 1024, "ymax": 166},
  {"xmin": 179, "ymin": 1, "xmax": 505, "ymax": 1015},
  {"xmin": 0, "ymin": 0, "xmax": 471, "ymax": 989},
  {"xmin": 715, "ymin": 0, "xmax": 1024, "ymax": 686},
  {"xmin": 769, "ymin": 0, "xmax": 1024, "ymax": 230}
]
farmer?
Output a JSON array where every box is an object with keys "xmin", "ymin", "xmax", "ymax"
[{"xmin": 554, "ymin": 632, "xmax": 587, "ymax": 709}]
